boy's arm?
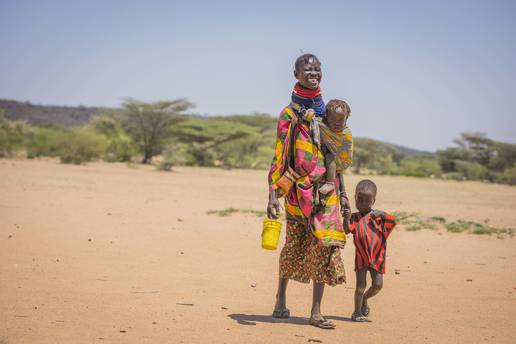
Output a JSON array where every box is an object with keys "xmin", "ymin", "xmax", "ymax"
[{"xmin": 382, "ymin": 213, "xmax": 397, "ymax": 238}]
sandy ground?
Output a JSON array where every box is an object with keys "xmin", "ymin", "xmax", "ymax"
[{"xmin": 1, "ymin": 159, "xmax": 515, "ymax": 344}]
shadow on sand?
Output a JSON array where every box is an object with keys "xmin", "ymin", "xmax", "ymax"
[
  {"xmin": 228, "ymin": 314, "xmax": 355, "ymax": 326},
  {"xmin": 228, "ymin": 313, "xmax": 308, "ymax": 326}
]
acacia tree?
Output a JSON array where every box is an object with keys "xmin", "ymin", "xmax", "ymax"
[
  {"xmin": 121, "ymin": 98, "xmax": 194, "ymax": 164},
  {"xmin": 172, "ymin": 118, "xmax": 252, "ymax": 167}
]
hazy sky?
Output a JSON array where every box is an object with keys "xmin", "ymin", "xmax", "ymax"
[{"xmin": 1, "ymin": 0, "xmax": 515, "ymax": 150}]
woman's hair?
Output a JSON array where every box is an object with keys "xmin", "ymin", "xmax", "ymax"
[
  {"xmin": 326, "ymin": 99, "xmax": 351, "ymax": 116},
  {"xmin": 294, "ymin": 54, "xmax": 321, "ymax": 72},
  {"xmin": 356, "ymin": 179, "xmax": 377, "ymax": 196}
]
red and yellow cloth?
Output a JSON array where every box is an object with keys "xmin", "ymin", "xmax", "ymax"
[{"xmin": 268, "ymin": 104, "xmax": 350, "ymax": 247}]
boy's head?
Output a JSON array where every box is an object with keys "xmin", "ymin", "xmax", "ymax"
[
  {"xmin": 355, "ymin": 179, "xmax": 377, "ymax": 214},
  {"xmin": 325, "ymin": 99, "xmax": 351, "ymax": 132},
  {"xmin": 294, "ymin": 54, "xmax": 322, "ymax": 90}
]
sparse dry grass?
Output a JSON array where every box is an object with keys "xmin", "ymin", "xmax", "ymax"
[
  {"xmin": 207, "ymin": 207, "xmax": 267, "ymax": 217},
  {"xmin": 392, "ymin": 211, "xmax": 513, "ymax": 237}
]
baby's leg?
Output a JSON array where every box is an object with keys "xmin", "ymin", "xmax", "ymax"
[
  {"xmin": 362, "ymin": 269, "xmax": 383, "ymax": 315},
  {"xmin": 353, "ymin": 268, "xmax": 367, "ymax": 316},
  {"xmin": 319, "ymin": 154, "xmax": 336, "ymax": 196}
]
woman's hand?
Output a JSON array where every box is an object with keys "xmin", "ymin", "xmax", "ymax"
[
  {"xmin": 267, "ymin": 190, "xmax": 282, "ymax": 219},
  {"xmin": 343, "ymin": 208, "xmax": 351, "ymax": 221},
  {"xmin": 342, "ymin": 206, "xmax": 352, "ymax": 234},
  {"xmin": 340, "ymin": 195, "xmax": 351, "ymax": 217}
]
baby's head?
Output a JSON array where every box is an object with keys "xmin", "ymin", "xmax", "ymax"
[
  {"xmin": 325, "ymin": 99, "xmax": 351, "ymax": 132},
  {"xmin": 355, "ymin": 179, "xmax": 376, "ymax": 214},
  {"xmin": 294, "ymin": 53, "xmax": 322, "ymax": 90}
]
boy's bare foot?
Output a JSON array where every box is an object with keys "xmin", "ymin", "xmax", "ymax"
[
  {"xmin": 309, "ymin": 315, "xmax": 336, "ymax": 329},
  {"xmin": 351, "ymin": 312, "xmax": 367, "ymax": 322},
  {"xmin": 361, "ymin": 303, "xmax": 370, "ymax": 317},
  {"xmin": 272, "ymin": 308, "xmax": 290, "ymax": 319}
]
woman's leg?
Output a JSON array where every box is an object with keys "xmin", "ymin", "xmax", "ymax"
[
  {"xmin": 309, "ymin": 281, "xmax": 336, "ymax": 329},
  {"xmin": 273, "ymin": 277, "xmax": 289, "ymax": 318},
  {"xmin": 311, "ymin": 281, "xmax": 325, "ymax": 319}
]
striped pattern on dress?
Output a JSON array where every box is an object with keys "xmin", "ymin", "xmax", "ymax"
[{"xmin": 349, "ymin": 210, "xmax": 396, "ymax": 274}]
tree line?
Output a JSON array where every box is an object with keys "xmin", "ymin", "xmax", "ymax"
[{"xmin": 1, "ymin": 98, "xmax": 515, "ymax": 185}]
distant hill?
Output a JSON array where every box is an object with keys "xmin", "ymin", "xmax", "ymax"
[
  {"xmin": 391, "ymin": 143, "xmax": 432, "ymax": 156},
  {"xmin": 0, "ymin": 99, "xmax": 106, "ymax": 127},
  {"xmin": 1, "ymin": 98, "xmax": 433, "ymax": 156}
]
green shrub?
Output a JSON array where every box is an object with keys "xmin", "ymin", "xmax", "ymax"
[
  {"xmin": 445, "ymin": 220, "xmax": 472, "ymax": 232},
  {"xmin": 353, "ymin": 138, "xmax": 403, "ymax": 174},
  {"xmin": 155, "ymin": 143, "xmax": 194, "ymax": 171},
  {"xmin": 25, "ymin": 127, "xmax": 65, "ymax": 158},
  {"xmin": 91, "ymin": 114, "xmax": 137, "ymax": 162},
  {"xmin": 437, "ymin": 147, "xmax": 472, "ymax": 172},
  {"xmin": 454, "ymin": 160, "xmax": 488, "ymax": 181},
  {"xmin": 102, "ymin": 131, "xmax": 137, "ymax": 162},
  {"xmin": 445, "ymin": 172, "xmax": 465, "ymax": 181},
  {"xmin": 495, "ymin": 167, "xmax": 516, "ymax": 186},
  {"xmin": 0, "ymin": 116, "xmax": 27, "ymax": 157},
  {"xmin": 398, "ymin": 157, "xmax": 442, "ymax": 177},
  {"xmin": 174, "ymin": 117, "xmax": 258, "ymax": 168},
  {"xmin": 58, "ymin": 128, "xmax": 107, "ymax": 164},
  {"xmin": 207, "ymin": 208, "xmax": 267, "ymax": 217},
  {"xmin": 391, "ymin": 211, "xmax": 417, "ymax": 223},
  {"xmin": 431, "ymin": 216, "xmax": 446, "ymax": 223}
]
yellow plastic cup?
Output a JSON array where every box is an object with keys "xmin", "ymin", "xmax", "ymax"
[{"xmin": 262, "ymin": 219, "xmax": 282, "ymax": 250}]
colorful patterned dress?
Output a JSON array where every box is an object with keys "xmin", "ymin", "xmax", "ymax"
[
  {"xmin": 268, "ymin": 102, "xmax": 347, "ymax": 286},
  {"xmin": 348, "ymin": 210, "xmax": 396, "ymax": 274}
]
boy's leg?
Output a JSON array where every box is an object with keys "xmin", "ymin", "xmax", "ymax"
[
  {"xmin": 353, "ymin": 268, "xmax": 367, "ymax": 315},
  {"xmin": 309, "ymin": 282, "xmax": 336, "ymax": 329},
  {"xmin": 273, "ymin": 277, "xmax": 290, "ymax": 318},
  {"xmin": 362, "ymin": 269, "xmax": 383, "ymax": 315}
]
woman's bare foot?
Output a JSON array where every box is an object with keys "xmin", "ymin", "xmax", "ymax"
[
  {"xmin": 272, "ymin": 295, "xmax": 290, "ymax": 318},
  {"xmin": 309, "ymin": 314, "xmax": 336, "ymax": 329},
  {"xmin": 272, "ymin": 308, "xmax": 290, "ymax": 319}
]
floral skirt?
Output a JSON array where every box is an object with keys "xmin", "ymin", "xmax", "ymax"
[{"xmin": 279, "ymin": 220, "xmax": 346, "ymax": 286}]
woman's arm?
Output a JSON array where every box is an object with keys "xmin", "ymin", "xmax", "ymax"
[
  {"xmin": 338, "ymin": 173, "xmax": 351, "ymax": 216},
  {"xmin": 266, "ymin": 108, "xmax": 293, "ymax": 219},
  {"xmin": 267, "ymin": 189, "xmax": 281, "ymax": 219},
  {"xmin": 343, "ymin": 210, "xmax": 354, "ymax": 235}
]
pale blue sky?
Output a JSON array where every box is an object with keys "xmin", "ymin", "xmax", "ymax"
[{"xmin": 1, "ymin": 0, "xmax": 515, "ymax": 150}]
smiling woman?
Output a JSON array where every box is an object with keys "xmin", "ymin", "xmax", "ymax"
[
  {"xmin": 266, "ymin": 54, "xmax": 349, "ymax": 330},
  {"xmin": 294, "ymin": 54, "xmax": 322, "ymax": 89}
]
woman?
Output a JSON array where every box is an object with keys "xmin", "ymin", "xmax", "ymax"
[{"xmin": 267, "ymin": 54, "xmax": 350, "ymax": 329}]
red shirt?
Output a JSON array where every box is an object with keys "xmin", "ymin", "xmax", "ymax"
[{"xmin": 348, "ymin": 210, "xmax": 396, "ymax": 274}]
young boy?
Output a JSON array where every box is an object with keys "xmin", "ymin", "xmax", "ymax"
[{"xmin": 343, "ymin": 179, "xmax": 396, "ymax": 322}]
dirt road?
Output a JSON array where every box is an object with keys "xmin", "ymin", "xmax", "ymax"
[{"xmin": 1, "ymin": 159, "xmax": 515, "ymax": 343}]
